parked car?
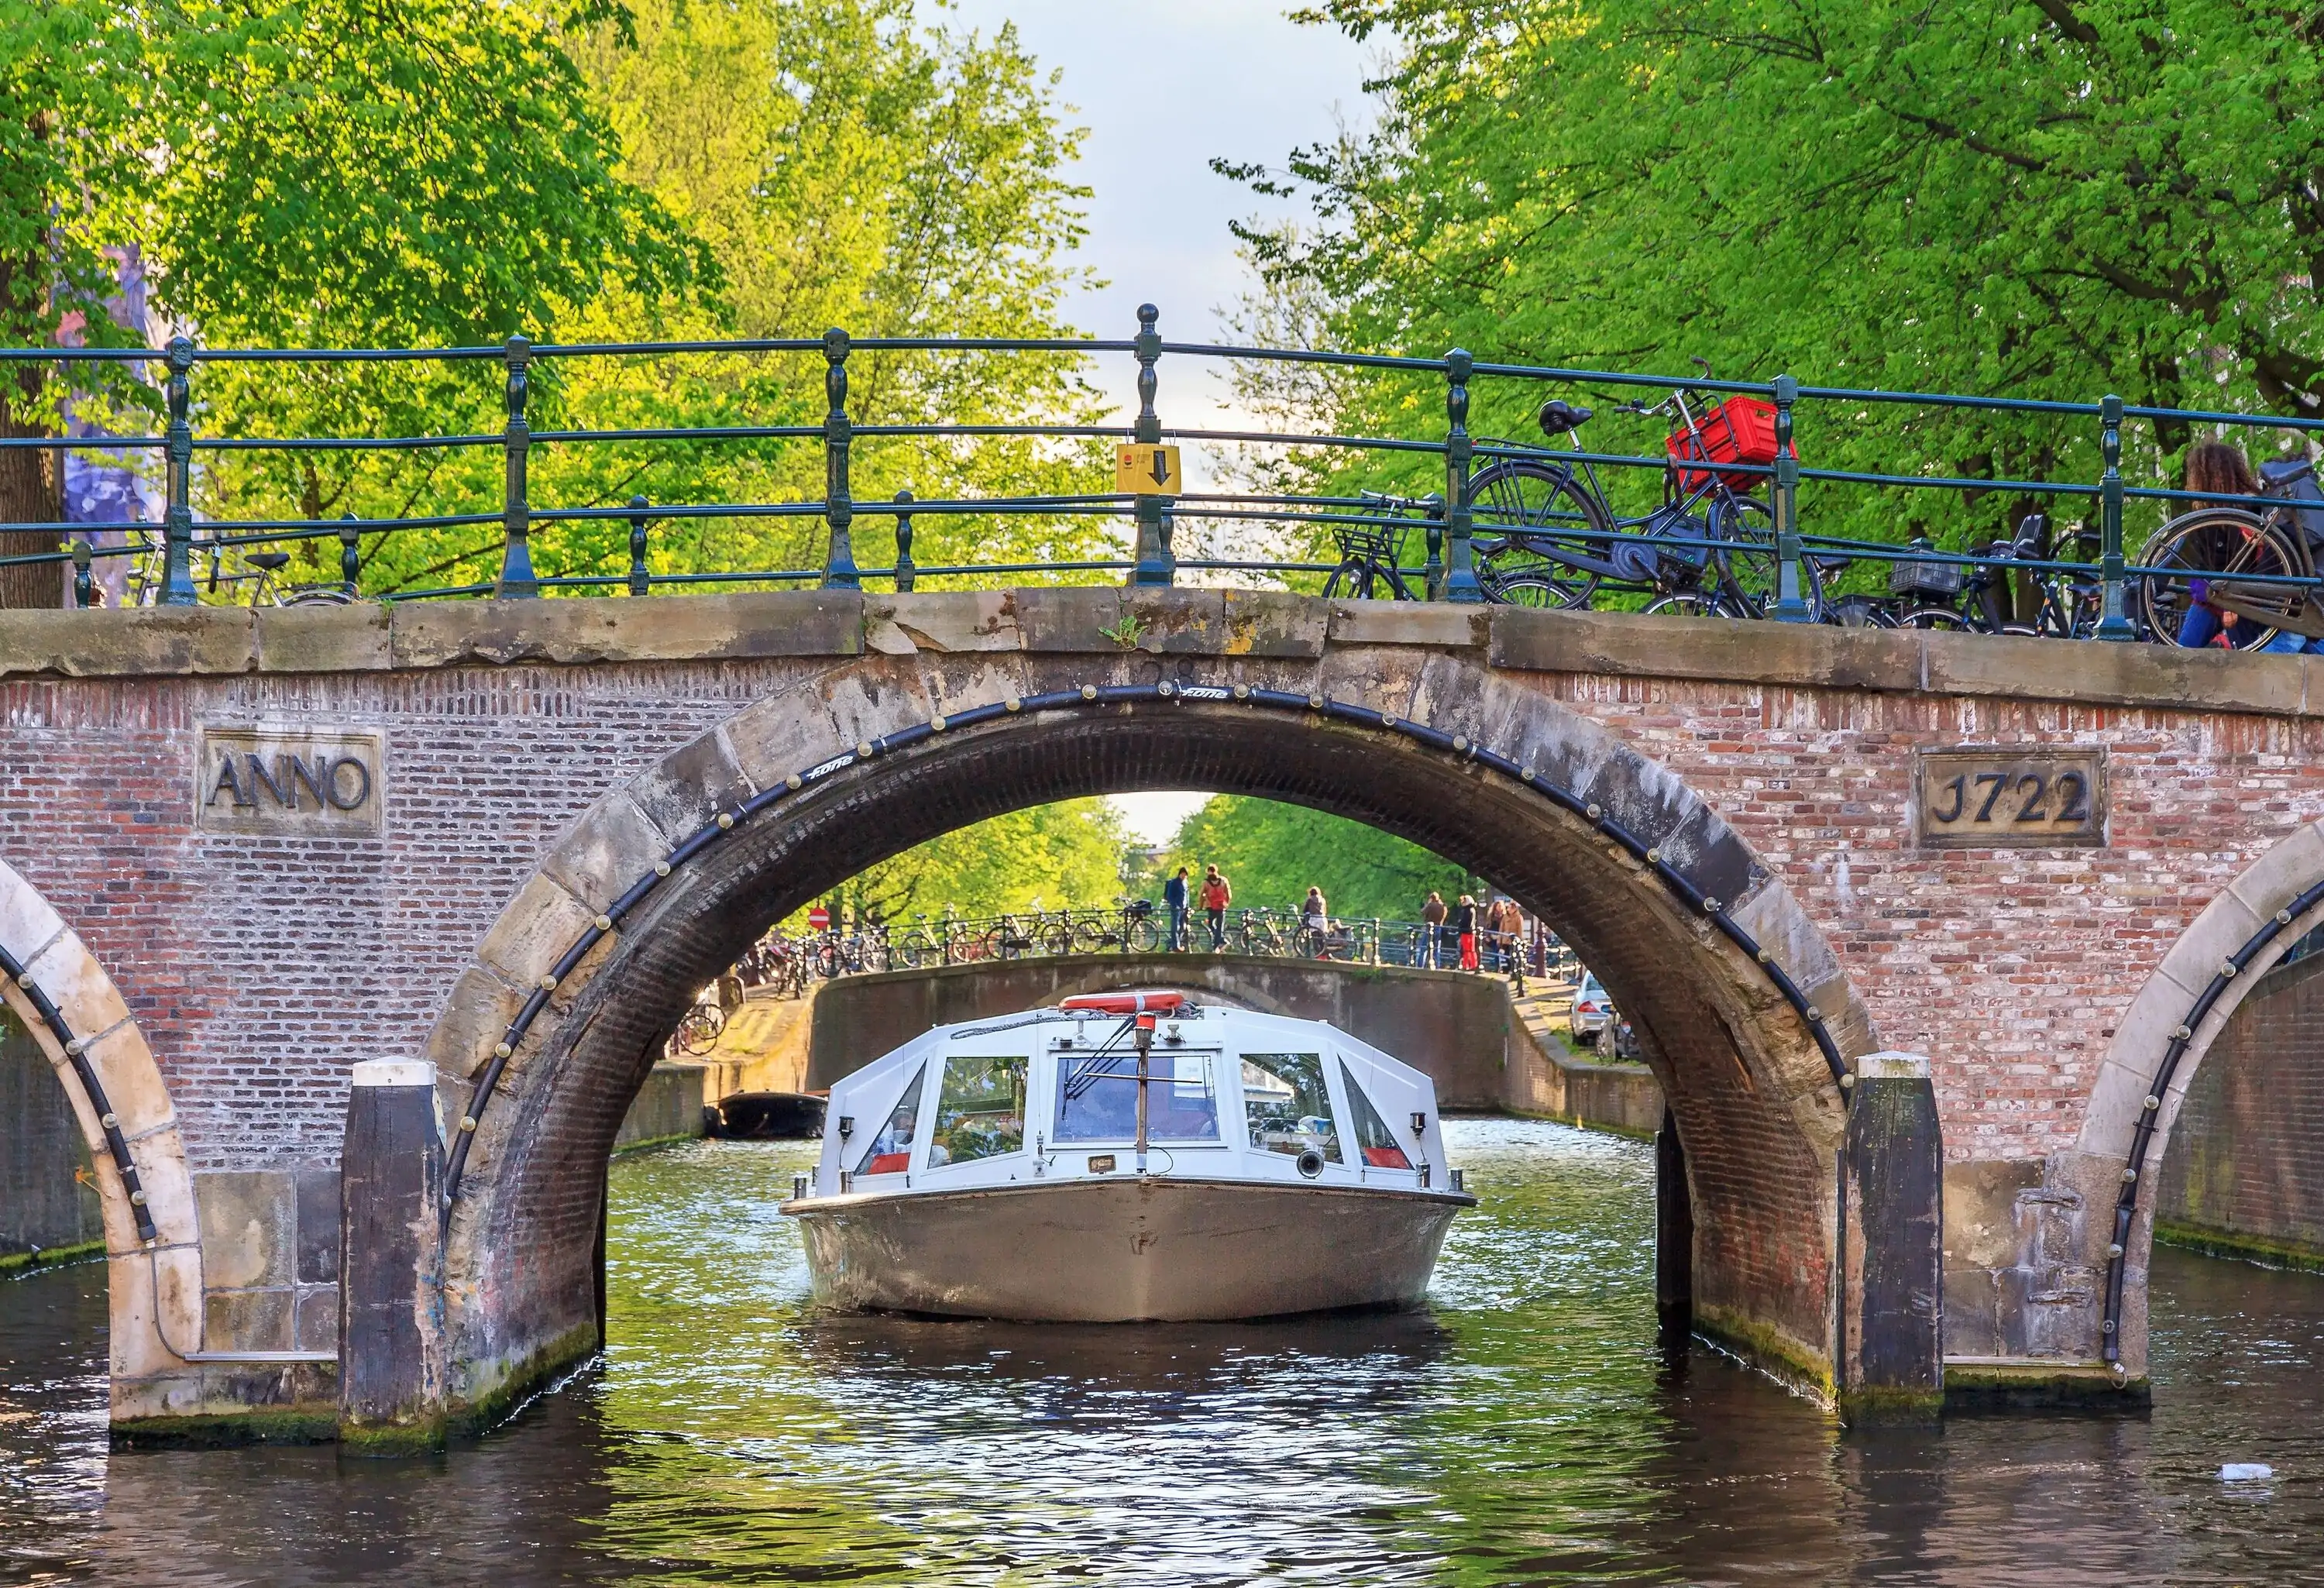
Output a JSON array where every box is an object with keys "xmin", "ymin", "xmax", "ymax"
[{"xmin": 1568, "ymin": 971, "xmax": 1613, "ymax": 1048}]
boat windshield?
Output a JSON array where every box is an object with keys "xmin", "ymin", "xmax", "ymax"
[
  {"xmin": 854, "ymin": 1063, "xmax": 924, "ymax": 1175},
  {"xmin": 927, "ymin": 1054, "xmax": 1028, "ymax": 1166},
  {"xmin": 1340, "ymin": 1060, "xmax": 1412, "ymax": 1170},
  {"xmin": 1239, "ymin": 1053, "xmax": 1342, "ymax": 1163},
  {"xmin": 1054, "ymin": 1050, "xmax": 1221, "ymax": 1142}
]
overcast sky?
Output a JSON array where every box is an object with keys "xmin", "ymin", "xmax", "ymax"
[{"xmin": 937, "ymin": 0, "xmax": 1379, "ymax": 844}]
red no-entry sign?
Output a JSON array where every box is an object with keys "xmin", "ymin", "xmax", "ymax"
[{"xmin": 807, "ymin": 906, "xmax": 831, "ymax": 932}]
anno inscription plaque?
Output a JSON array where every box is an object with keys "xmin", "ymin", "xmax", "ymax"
[
  {"xmin": 1915, "ymin": 747, "xmax": 2106, "ymax": 850},
  {"xmin": 197, "ymin": 727, "xmax": 384, "ymax": 836}
]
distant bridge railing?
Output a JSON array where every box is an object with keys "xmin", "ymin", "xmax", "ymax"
[
  {"xmin": 9, "ymin": 312, "xmax": 2324, "ymax": 648},
  {"xmin": 710, "ymin": 907, "xmax": 1577, "ymax": 1002}
]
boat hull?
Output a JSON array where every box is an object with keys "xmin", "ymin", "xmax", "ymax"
[{"xmin": 786, "ymin": 1175, "xmax": 1472, "ymax": 1322}]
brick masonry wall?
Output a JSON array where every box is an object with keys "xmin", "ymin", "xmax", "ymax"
[
  {"xmin": 7, "ymin": 603, "xmax": 2324, "ymax": 1398},
  {"xmin": 2, "ymin": 657, "xmax": 2315, "ymax": 1184},
  {"xmin": 2156, "ymin": 950, "xmax": 2324, "ymax": 1260}
]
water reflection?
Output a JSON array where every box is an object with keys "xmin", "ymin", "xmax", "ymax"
[{"xmin": 2, "ymin": 1121, "xmax": 2322, "ymax": 1584}]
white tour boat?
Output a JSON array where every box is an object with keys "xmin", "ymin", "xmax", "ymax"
[{"xmin": 781, "ymin": 991, "xmax": 1474, "ymax": 1322}]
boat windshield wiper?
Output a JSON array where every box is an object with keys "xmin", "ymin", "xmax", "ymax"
[{"xmin": 1061, "ymin": 1016, "xmax": 1138, "ymax": 1102}]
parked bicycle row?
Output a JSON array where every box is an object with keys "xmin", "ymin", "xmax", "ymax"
[{"xmin": 1329, "ymin": 385, "xmax": 2324, "ymax": 653}]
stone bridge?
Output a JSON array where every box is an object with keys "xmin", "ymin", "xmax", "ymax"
[{"xmin": 4, "ymin": 587, "xmax": 2320, "ymax": 1441}]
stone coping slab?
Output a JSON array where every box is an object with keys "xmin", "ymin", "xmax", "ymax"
[{"xmin": 0, "ymin": 590, "xmax": 2313, "ymax": 719}]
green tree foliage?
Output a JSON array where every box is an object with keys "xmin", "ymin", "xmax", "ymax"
[
  {"xmin": 7, "ymin": 0, "xmax": 1111, "ymax": 601},
  {"xmin": 1229, "ymin": 0, "xmax": 2324, "ymax": 557},
  {"xmin": 1163, "ymin": 795, "xmax": 1465, "ymax": 922},
  {"xmin": 809, "ymin": 799, "xmax": 1131, "ymax": 926}
]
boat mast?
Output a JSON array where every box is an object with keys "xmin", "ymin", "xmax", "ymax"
[{"xmin": 1133, "ymin": 1011, "xmax": 1154, "ymax": 1173}]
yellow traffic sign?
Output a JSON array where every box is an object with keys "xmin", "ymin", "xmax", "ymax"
[{"xmin": 1116, "ymin": 443, "xmax": 1182, "ymax": 496}]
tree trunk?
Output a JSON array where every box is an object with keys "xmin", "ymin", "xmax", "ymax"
[{"xmin": 0, "ymin": 370, "xmax": 64, "ymax": 610}]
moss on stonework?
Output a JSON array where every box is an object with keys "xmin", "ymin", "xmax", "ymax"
[
  {"xmin": 2154, "ymin": 1218, "xmax": 2324, "ymax": 1274},
  {"xmin": 1942, "ymin": 1361, "xmax": 2150, "ymax": 1414},
  {"xmin": 339, "ymin": 1417, "xmax": 448, "ymax": 1458},
  {"xmin": 445, "ymin": 1318, "xmax": 601, "ymax": 1442},
  {"xmin": 1837, "ymin": 1383, "xmax": 1943, "ymax": 1423},
  {"xmin": 0, "ymin": 1239, "xmax": 104, "ymax": 1276},
  {"xmin": 111, "ymin": 1408, "xmax": 339, "ymax": 1449},
  {"xmin": 1693, "ymin": 1304, "xmax": 1835, "ymax": 1400}
]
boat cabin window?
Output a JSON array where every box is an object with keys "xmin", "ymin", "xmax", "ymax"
[
  {"xmin": 927, "ymin": 1054, "xmax": 1027, "ymax": 1166},
  {"xmin": 1340, "ymin": 1061, "xmax": 1412, "ymax": 1170},
  {"xmin": 854, "ymin": 1063, "xmax": 925, "ymax": 1175},
  {"xmin": 1239, "ymin": 1053, "xmax": 1342, "ymax": 1164},
  {"xmin": 1054, "ymin": 1050, "xmax": 1221, "ymax": 1143}
]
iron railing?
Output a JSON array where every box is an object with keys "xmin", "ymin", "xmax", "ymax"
[
  {"xmin": 723, "ymin": 908, "xmax": 1576, "ymax": 988},
  {"xmin": 9, "ymin": 313, "xmax": 2324, "ymax": 644}
]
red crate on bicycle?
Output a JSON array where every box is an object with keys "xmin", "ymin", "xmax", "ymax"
[{"xmin": 1666, "ymin": 395, "xmax": 1781, "ymax": 495}]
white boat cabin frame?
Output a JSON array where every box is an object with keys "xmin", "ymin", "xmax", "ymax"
[{"xmin": 810, "ymin": 999, "xmax": 1455, "ymax": 1199}]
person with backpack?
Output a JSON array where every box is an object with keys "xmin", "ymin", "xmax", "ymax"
[
  {"xmin": 1199, "ymin": 864, "xmax": 1232, "ymax": 950},
  {"xmin": 1163, "ymin": 865, "xmax": 1191, "ymax": 951}
]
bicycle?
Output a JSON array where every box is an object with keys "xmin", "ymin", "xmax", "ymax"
[
  {"xmin": 1232, "ymin": 909, "xmax": 1291, "ymax": 957},
  {"xmin": 1467, "ymin": 368, "xmax": 1827, "ymax": 620},
  {"xmin": 1321, "ymin": 496, "xmax": 1425, "ymax": 600},
  {"xmin": 669, "ymin": 999, "xmax": 727, "ymax": 1056},
  {"xmin": 2137, "ymin": 463, "xmax": 2324, "ymax": 649},
  {"xmin": 1071, "ymin": 897, "xmax": 1162, "ymax": 954}
]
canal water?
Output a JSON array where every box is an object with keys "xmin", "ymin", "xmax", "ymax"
[{"xmin": 5, "ymin": 1119, "xmax": 2324, "ymax": 1584}]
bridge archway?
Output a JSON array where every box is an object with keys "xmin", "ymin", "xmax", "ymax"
[
  {"xmin": 421, "ymin": 647, "xmax": 1879, "ymax": 1418},
  {"xmin": 2082, "ymin": 818, "xmax": 2324, "ymax": 1380},
  {"xmin": 0, "ymin": 857, "xmax": 203, "ymax": 1417}
]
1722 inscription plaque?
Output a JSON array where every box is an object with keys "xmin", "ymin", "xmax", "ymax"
[{"xmin": 1916, "ymin": 748, "xmax": 2106, "ymax": 850}]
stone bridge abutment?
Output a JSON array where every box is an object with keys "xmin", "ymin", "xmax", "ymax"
[{"xmin": 2, "ymin": 589, "xmax": 2318, "ymax": 1438}]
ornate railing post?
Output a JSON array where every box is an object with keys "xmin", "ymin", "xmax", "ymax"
[
  {"xmin": 1423, "ymin": 493, "xmax": 1446, "ymax": 600},
  {"xmin": 1129, "ymin": 304, "xmax": 1176, "ymax": 586},
  {"xmin": 1770, "ymin": 374, "xmax": 1810, "ymax": 623},
  {"xmin": 892, "ymin": 489, "xmax": 916, "ymax": 592},
  {"xmin": 496, "ymin": 334, "xmax": 536, "ymax": 598},
  {"xmin": 1442, "ymin": 349, "xmax": 1484, "ymax": 602},
  {"xmin": 333, "ymin": 512, "xmax": 361, "ymax": 597},
  {"xmin": 626, "ymin": 496, "xmax": 651, "ymax": 596},
  {"xmin": 158, "ymin": 335, "xmax": 198, "ymax": 605},
  {"xmin": 2094, "ymin": 393, "xmax": 2135, "ymax": 641},
  {"xmin": 821, "ymin": 328, "xmax": 859, "ymax": 590},
  {"xmin": 69, "ymin": 539, "xmax": 92, "ymax": 609}
]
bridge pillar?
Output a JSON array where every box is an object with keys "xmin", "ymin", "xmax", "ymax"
[
  {"xmin": 1655, "ymin": 1106, "xmax": 1692, "ymax": 1322},
  {"xmin": 1841, "ymin": 1053, "xmax": 1944, "ymax": 1419},
  {"xmin": 339, "ymin": 1060, "xmax": 447, "ymax": 1455}
]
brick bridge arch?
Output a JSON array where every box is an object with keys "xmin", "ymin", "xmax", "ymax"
[
  {"xmin": 0, "ymin": 858, "xmax": 205, "ymax": 1422},
  {"xmin": 426, "ymin": 645, "xmax": 1876, "ymax": 1420},
  {"xmin": 2078, "ymin": 820, "xmax": 2324, "ymax": 1379}
]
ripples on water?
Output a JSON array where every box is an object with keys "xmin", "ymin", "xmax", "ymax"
[{"xmin": 4, "ymin": 1119, "xmax": 2324, "ymax": 1584}]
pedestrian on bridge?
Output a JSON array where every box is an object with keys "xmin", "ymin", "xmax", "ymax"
[
  {"xmin": 1455, "ymin": 894, "xmax": 1480, "ymax": 972},
  {"xmin": 1164, "ymin": 866, "xmax": 1191, "ymax": 951},
  {"xmin": 1201, "ymin": 865, "xmax": 1232, "ymax": 950},
  {"xmin": 1302, "ymin": 886, "xmax": 1330, "ymax": 958},
  {"xmin": 1419, "ymin": 890, "xmax": 1447, "ymax": 968}
]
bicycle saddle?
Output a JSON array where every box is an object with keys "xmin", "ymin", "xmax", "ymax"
[
  {"xmin": 1537, "ymin": 399, "xmax": 1594, "ymax": 436},
  {"xmin": 247, "ymin": 551, "xmax": 292, "ymax": 571}
]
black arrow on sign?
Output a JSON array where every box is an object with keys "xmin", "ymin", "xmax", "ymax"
[{"xmin": 1150, "ymin": 449, "xmax": 1171, "ymax": 486}]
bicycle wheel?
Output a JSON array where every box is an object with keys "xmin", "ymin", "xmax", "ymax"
[
  {"xmin": 1710, "ymin": 495, "xmax": 1826, "ymax": 620},
  {"xmin": 2137, "ymin": 509, "xmax": 2299, "ymax": 649},
  {"xmin": 1895, "ymin": 605, "xmax": 1972, "ymax": 631},
  {"xmin": 1468, "ymin": 459, "xmax": 1609, "ymax": 610},
  {"xmin": 1642, "ymin": 590, "xmax": 1729, "ymax": 619},
  {"xmin": 1129, "ymin": 917, "xmax": 1162, "ymax": 953}
]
